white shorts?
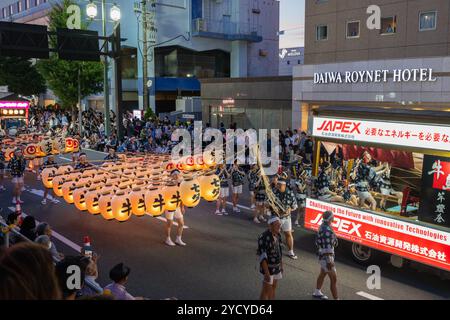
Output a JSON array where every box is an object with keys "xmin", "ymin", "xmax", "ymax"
[
  {"xmin": 280, "ymin": 216, "xmax": 292, "ymax": 232},
  {"xmin": 232, "ymin": 185, "xmax": 243, "ymax": 194},
  {"xmin": 380, "ymin": 188, "xmax": 395, "ymax": 196},
  {"xmin": 165, "ymin": 207, "xmax": 183, "ymax": 220},
  {"xmin": 357, "ymin": 191, "xmax": 372, "ymax": 201},
  {"xmin": 262, "ymin": 272, "xmax": 282, "ymax": 285},
  {"xmin": 219, "ymin": 187, "xmax": 229, "ymax": 198},
  {"xmin": 319, "ymin": 256, "xmax": 337, "ymax": 273},
  {"xmin": 12, "ymin": 176, "xmax": 24, "ymax": 184}
]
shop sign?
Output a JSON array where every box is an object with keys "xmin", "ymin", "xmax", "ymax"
[
  {"xmin": 312, "ymin": 117, "xmax": 450, "ymax": 152},
  {"xmin": 313, "ymin": 68, "xmax": 436, "ymax": 84},
  {"xmin": 305, "ymin": 199, "xmax": 450, "ymax": 272},
  {"xmin": 419, "ymin": 155, "xmax": 450, "ymax": 227},
  {"xmin": 0, "ymin": 101, "xmax": 29, "ymax": 109}
]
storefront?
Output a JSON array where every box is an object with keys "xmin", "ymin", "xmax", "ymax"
[
  {"xmin": 201, "ymin": 76, "xmax": 292, "ymax": 130},
  {"xmin": 292, "ymin": 57, "xmax": 450, "ymax": 273},
  {"xmin": 0, "ymin": 100, "xmax": 29, "ymax": 131}
]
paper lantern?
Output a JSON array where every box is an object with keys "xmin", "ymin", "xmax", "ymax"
[
  {"xmin": 99, "ymin": 192, "xmax": 115, "ymax": 220},
  {"xmin": 73, "ymin": 187, "xmax": 89, "ymax": 211},
  {"xmin": 85, "ymin": 188, "xmax": 102, "ymax": 215},
  {"xmin": 62, "ymin": 181, "xmax": 78, "ymax": 204},
  {"xmin": 52, "ymin": 176, "xmax": 67, "ymax": 197},
  {"xmin": 65, "ymin": 138, "xmax": 74, "ymax": 153},
  {"xmin": 72, "ymin": 139, "xmax": 80, "ymax": 152},
  {"xmin": 165, "ymin": 161, "xmax": 176, "ymax": 171},
  {"xmin": 194, "ymin": 155, "xmax": 205, "ymax": 171},
  {"xmin": 39, "ymin": 139, "xmax": 53, "ymax": 155},
  {"xmin": 56, "ymin": 165, "xmax": 73, "ymax": 175},
  {"xmin": 130, "ymin": 187, "xmax": 147, "ymax": 217},
  {"xmin": 179, "ymin": 177, "xmax": 201, "ymax": 208},
  {"xmin": 4, "ymin": 148, "xmax": 15, "ymax": 161},
  {"xmin": 111, "ymin": 191, "xmax": 132, "ymax": 222},
  {"xmin": 52, "ymin": 137, "xmax": 66, "ymax": 154},
  {"xmin": 145, "ymin": 187, "xmax": 166, "ymax": 217},
  {"xmin": 23, "ymin": 144, "xmax": 38, "ymax": 158},
  {"xmin": 41, "ymin": 167, "xmax": 56, "ymax": 189},
  {"xmin": 198, "ymin": 173, "xmax": 220, "ymax": 202},
  {"xmin": 184, "ymin": 156, "xmax": 195, "ymax": 171},
  {"xmin": 163, "ymin": 184, "xmax": 181, "ymax": 212},
  {"xmin": 81, "ymin": 169, "xmax": 97, "ymax": 178}
]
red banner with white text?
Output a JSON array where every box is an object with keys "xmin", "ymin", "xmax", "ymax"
[{"xmin": 305, "ymin": 199, "xmax": 450, "ymax": 272}]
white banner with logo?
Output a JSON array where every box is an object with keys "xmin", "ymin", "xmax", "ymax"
[{"xmin": 312, "ymin": 117, "xmax": 450, "ymax": 152}]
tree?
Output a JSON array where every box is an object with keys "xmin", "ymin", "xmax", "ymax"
[
  {"xmin": 37, "ymin": 0, "xmax": 103, "ymax": 112},
  {"xmin": 144, "ymin": 107, "xmax": 156, "ymax": 121},
  {"xmin": 0, "ymin": 57, "xmax": 46, "ymax": 96}
]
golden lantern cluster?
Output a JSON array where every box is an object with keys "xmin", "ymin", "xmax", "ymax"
[
  {"xmin": 1, "ymin": 134, "xmax": 80, "ymax": 161},
  {"xmin": 40, "ymin": 154, "xmax": 221, "ymax": 223}
]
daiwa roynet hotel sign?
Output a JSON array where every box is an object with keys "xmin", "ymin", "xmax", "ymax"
[{"xmin": 314, "ymin": 68, "xmax": 436, "ymax": 84}]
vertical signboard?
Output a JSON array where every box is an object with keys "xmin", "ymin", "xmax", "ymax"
[{"xmin": 419, "ymin": 155, "xmax": 450, "ymax": 228}]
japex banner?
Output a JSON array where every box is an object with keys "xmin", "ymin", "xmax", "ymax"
[
  {"xmin": 305, "ymin": 199, "xmax": 450, "ymax": 272},
  {"xmin": 312, "ymin": 117, "xmax": 450, "ymax": 152}
]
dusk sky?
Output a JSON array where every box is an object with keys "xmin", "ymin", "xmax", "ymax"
[{"xmin": 279, "ymin": 0, "xmax": 305, "ymax": 49}]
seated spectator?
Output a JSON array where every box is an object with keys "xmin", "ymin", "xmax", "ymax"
[
  {"xmin": 80, "ymin": 252, "xmax": 103, "ymax": 297},
  {"xmin": 36, "ymin": 222, "xmax": 64, "ymax": 262},
  {"xmin": 104, "ymin": 263, "xmax": 143, "ymax": 300},
  {"xmin": 19, "ymin": 216, "xmax": 37, "ymax": 242},
  {"xmin": 55, "ymin": 256, "xmax": 90, "ymax": 300},
  {"xmin": 0, "ymin": 242, "xmax": 62, "ymax": 299},
  {"xmin": 35, "ymin": 235, "xmax": 52, "ymax": 253}
]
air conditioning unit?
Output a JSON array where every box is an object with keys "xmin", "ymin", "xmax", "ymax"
[{"xmin": 196, "ymin": 19, "xmax": 206, "ymax": 32}]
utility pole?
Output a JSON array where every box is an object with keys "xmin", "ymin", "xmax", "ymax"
[
  {"xmin": 142, "ymin": 0, "xmax": 149, "ymax": 112},
  {"xmin": 78, "ymin": 65, "xmax": 82, "ymax": 137},
  {"xmin": 102, "ymin": 0, "xmax": 111, "ymax": 136}
]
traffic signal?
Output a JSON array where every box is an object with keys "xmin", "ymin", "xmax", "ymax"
[
  {"xmin": 56, "ymin": 28, "xmax": 101, "ymax": 62},
  {"xmin": 0, "ymin": 22, "xmax": 49, "ymax": 59}
]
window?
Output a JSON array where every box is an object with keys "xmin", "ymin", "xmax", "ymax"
[
  {"xmin": 419, "ymin": 11, "xmax": 437, "ymax": 31},
  {"xmin": 9, "ymin": 5, "xmax": 13, "ymax": 15},
  {"xmin": 346, "ymin": 20, "xmax": 360, "ymax": 38},
  {"xmin": 25, "ymin": 0, "xmax": 30, "ymax": 10},
  {"xmin": 316, "ymin": 25, "xmax": 328, "ymax": 41},
  {"xmin": 2, "ymin": 8, "xmax": 6, "ymax": 17},
  {"xmin": 380, "ymin": 16, "xmax": 397, "ymax": 34},
  {"xmin": 17, "ymin": 1, "xmax": 22, "ymax": 12}
]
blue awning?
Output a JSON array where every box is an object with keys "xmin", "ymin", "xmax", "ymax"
[{"xmin": 155, "ymin": 77, "xmax": 201, "ymax": 92}]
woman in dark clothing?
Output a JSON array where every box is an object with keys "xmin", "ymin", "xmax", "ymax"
[{"xmin": 19, "ymin": 216, "xmax": 37, "ymax": 242}]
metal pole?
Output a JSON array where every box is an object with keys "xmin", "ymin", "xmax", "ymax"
[
  {"xmin": 142, "ymin": 0, "xmax": 149, "ymax": 112},
  {"xmin": 102, "ymin": 0, "xmax": 111, "ymax": 136},
  {"xmin": 78, "ymin": 65, "xmax": 82, "ymax": 137},
  {"xmin": 113, "ymin": 23, "xmax": 124, "ymax": 141}
]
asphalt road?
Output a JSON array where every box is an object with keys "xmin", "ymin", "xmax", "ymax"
[{"xmin": 1, "ymin": 148, "xmax": 449, "ymax": 300}]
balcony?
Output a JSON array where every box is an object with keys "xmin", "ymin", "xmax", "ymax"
[{"xmin": 192, "ymin": 18, "xmax": 262, "ymax": 43}]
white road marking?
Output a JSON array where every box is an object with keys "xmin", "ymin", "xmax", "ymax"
[
  {"xmin": 58, "ymin": 156, "xmax": 72, "ymax": 161},
  {"xmin": 8, "ymin": 207, "xmax": 82, "ymax": 253},
  {"xmin": 24, "ymin": 186, "xmax": 60, "ymax": 203},
  {"xmin": 226, "ymin": 201, "xmax": 253, "ymax": 211},
  {"xmin": 84, "ymin": 148, "xmax": 108, "ymax": 155},
  {"xmin": 356, "ymin": 291, "xmax": 384, "ymax": 300}
]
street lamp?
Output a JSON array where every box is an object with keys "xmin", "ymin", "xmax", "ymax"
[
  {"xmin": 86, "ymin": 2, "xmax": 98, "ymax": 19},
  {"xmin": 110, "ymin": 4, "xmax": 121, "ymax": 22},
  {"xmin": 84, "ymin": 0, "xmax": 121, "ymax": 137}
]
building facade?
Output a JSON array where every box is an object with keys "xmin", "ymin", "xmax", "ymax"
[
  {"xmin": 304, "ymin": 0, "xmax": 450, "ymax": 64},
  {"xmin": 279, "ymin": 47, "xmax": 304, "ymax": 76},
  {"xmin": 201, "ymin": 76, "xmax": 292, "ymax": 131},
  {"xmin": 0, "ymin": 0, "xmax": 279, "ymax": 115},
  {"xmin": 294, "ymin": 0, "xmax": 450, "ymax": 131}
]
